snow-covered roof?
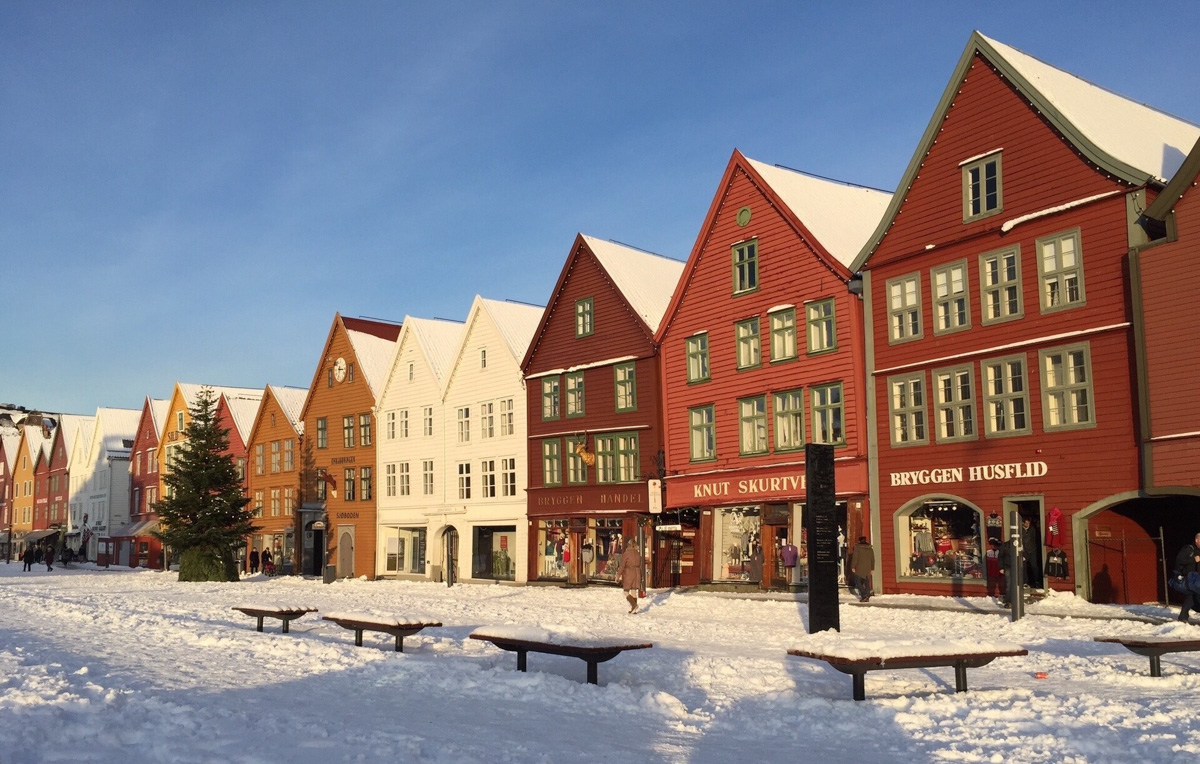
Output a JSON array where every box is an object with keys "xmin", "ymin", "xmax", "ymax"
[
  {"xmin": 744, "ymin": 159, "xmax": 893, "ymax": 268},
  {"xmin": 581, "ymin": 236, "xmax": 685, "ymax": 332},
  {"xmin": 222, "ymin": 394, "xmax": 264, "ymax": 445},
  {"xmin": 1, "ymin": 431, "xmax": 20, "ymax": 472},
  {"xmin": 268, "ymin": 385, "xmax": 308, "ymax": 435},
  {"xmin": 68, "ymin": 420, "xmax": 95, "ymax": 470},
  {"xmin": 95, "ymin": 408, "xmax": 142, "ymax": 458},
  {"xmin": 404, "ymin": 316, "xmax": 466, "ymax": 384},
  {"xmin": 346, "ymin": 329, "xmax": 399, "ymax": 401},
  {"xmin": 981, "ymin": 33, "xmax": 1200, "ymax": 184},
  {"xmin": 21, "ymin": 423, "xmax": 53, "ymax": 466},
  {"xmin": 176, "ymin": 384, "xmax": 263, "ymax": 413},
  {"xmin": 59, "ymin": 414, "xmax": 95, "ymax": 460},
  {"xmin": 149, "ymin": 399, "xmax": 170, "ymax": 439},
  {"xmin": 478, "ymin": 298, "xmax": 544, "ymax": 361}
]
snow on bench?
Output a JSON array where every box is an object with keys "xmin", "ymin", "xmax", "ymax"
[
  {"xmin": 322, "ymin": 611, "xmax": 442, "ymax": 652},
  {"xmin": 1095, "ymin": 622, "xmax": 1200, "ymax": 677},
  {"xmin": 788, "ymin": 633, "xmax": 1027, "ymax": 701},
  {"xmin": 469, "ymin": 625, "xmax": 653, "ymax": 684},
  {"xmin": 231, "ymin": 604, "xmax": 319, "ymax": 633}
]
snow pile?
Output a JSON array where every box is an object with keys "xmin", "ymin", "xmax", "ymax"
[
  {"xmin": 472, "ymin": 623, "xmax": 649, "ymax": 648},
  {"xmin": 792, "ymin": 630, "xmax": 1023, "ymax": 661},
  {"xmin": 232, "ymin": 603, "xmax": 316, "ymax": 613},
  {"xmin": 324, "ymin": 611, "xmax": 440, "ymax": 627}
]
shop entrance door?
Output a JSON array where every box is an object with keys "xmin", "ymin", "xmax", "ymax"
[
  {"xmin": 444, "ymin": 528, "xmax": 459, "ymax": 587},
  {"xmin": 337, "ymin": 528, "xmax": 354, "ymax": 578},
  {"xmin": 1003, "ymin": 499, "xmax": 1044, "ymax": 589},
  {"xmin": 762, "ymin": 525, "xmax": 792, "ymax": 589},
  {"xmin": 654, "ymin": 531, "xmax": 699, "ymax": 588}
]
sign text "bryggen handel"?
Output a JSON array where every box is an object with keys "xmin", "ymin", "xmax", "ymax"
[{"xmin": 889, "ymin": 461, "xmax": 1048, "ymax": 487}]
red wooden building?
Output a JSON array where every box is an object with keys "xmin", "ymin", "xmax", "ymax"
[
  {"xmin": 115, "ymin": 397, "xmax": 168, "ymax": 569},
  {"xmin": 853, "ymin": 33, "xmax": 1200, "ymax": 603},
  {"xmin": 522, "ymin": 235, "xmax": 684, "ymax": 586},
  {"xmin": 656, "ymin": 150, "xmax": 890, "ymax": 589}
]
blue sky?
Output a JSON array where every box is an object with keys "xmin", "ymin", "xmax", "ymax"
[{"xmin": 4, "ymin": 1, "xmax": 1200, "ymax": 416}]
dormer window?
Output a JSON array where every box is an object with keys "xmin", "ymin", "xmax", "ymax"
[
  {"xmin": 575, "ymin": 298, "xmax": 594, "ymax": 338},
  {"xmin": 961, "ymin": 151, "xmax": 1002, "ymax": 222}
]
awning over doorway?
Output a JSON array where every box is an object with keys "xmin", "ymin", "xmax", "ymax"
[
  {"xmin": 109, "ymin": 520, "xmax": 160, "ymax": 538},
  {"xmin": 23, "ymin": 529, "xmax": 60, "ymax": 543}
]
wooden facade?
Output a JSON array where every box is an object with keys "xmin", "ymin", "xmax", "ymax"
[
  {"xmin": 656, "ymin": 151, "xmax": 886, "ymax": 589},
  {"xmin": 243, "ymin": 385, "xmax": 308, "ymax": 574},
  {"xmin": 523, "ymin": 235, "xmax": 683, "ymax": 586},
  {"xmin": 116, "ymin": 398, "xmax": 167, "ymax": 569}
]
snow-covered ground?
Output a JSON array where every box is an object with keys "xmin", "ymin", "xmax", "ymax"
[{"xmin": 2, "ymin": 563, "xmax": 1198, "ymax": 763}]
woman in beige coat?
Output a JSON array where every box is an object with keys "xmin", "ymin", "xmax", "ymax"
[{"xmin": 619, "ymin": 539, "xmax": 642, "ymax": 613}]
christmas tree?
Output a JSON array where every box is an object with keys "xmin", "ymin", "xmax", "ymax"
[{"xmin": 152, "ymin": 386, "xmax": 257, "ymax": 581}]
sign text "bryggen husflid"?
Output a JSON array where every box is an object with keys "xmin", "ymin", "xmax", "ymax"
[{"xmin": 889, "ymin": 461, "xmax": 1049, "ymax": 487}]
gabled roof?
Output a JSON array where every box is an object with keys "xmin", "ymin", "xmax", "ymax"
[
  {"xmin": 299, "ymin": 314, "xmax": 402, "ymax": 420},
  {"xmin": 405, "ymin": 316, "xmax": 466, "ymax": 385},
  {"xmin": 222, "ymin": 393, "xmax": 264, "ymax": 445},
  {"xmin": 0, "ymin": 431, "xmax": 19, "ymax": 472},
  {"xmin": 268, "ymin": 385, "xmax": 309, "ymax": 435},
  {"xmin": 67, "ymin": 419, "xmax": 95, "ymax": 472},
  {"xmin": 852, "ymin": 31, "xmax": 1200, "ymax": 271},
  {"xmin": 581, "ymin": 236, "xmax": 685, "ymax": 332},
  {"xmin": 346, "ymin": 328, "xmax": 400, "ymax": 401},
  {"xmin": 176, "ymin": 383, "xmax": 264, "ymax": 413},
  {"xmin": 94, "ymin": 408, "xmax": 142, "ymax": 458},
  {"xmin": 1145, "ymin": 137, "xmax": 1200, "ymax": 221},
  {"xmin": 21, "ymin": 423, "xmax": 53, "ymax": 466},
  {"xmin": 149, "ymin": 398, "xmax": 170, "ymax": 439},
  {"xmin": 342, "ymin": 316, "xmax": 402, "ymax": 341},
  {"xmin": 59, "ymin": 414, "xmax": 94, "ymax": 462},
  {"xmin": 477, "ymin": 297, "xmax": 544, "ymax": 362}
]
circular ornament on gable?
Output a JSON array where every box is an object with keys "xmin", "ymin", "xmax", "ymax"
[{"xmin": 736, "ymin": 206, "xmax": 752, "ymax": 227}]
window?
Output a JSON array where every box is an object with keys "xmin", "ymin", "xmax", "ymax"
[
  {"xmin": 981, "ymin": 355, "xmax": 1030, "ymax": 436},
  {"xmin": 932, "ymin": 366, "xmax": 975, "ymax": 442},
  {"xmin": 980, "ymin": 246, "xmax": 1022, "ymax": 324},
  {"xmin": 457, "ymin": 407, "xmax": 471, "ymax": 443},
  {"xmin": 565, "ymin": 372, "xmax": 585, "ymax": 416},
  {"xmin": 1038, "ymin": 229, "xmax": 1085, "ymax": 311},
  {"xmin": 962, "ymin": 151, "xmax": 1002, "ymax": 221},
  {"xmin": 542, "ymin": 377, "xmax": 560, "ymax": 419},
  {"xmin": 343, "ymin": 468, "xmax": 356, "ymax": 501},
  {"xmin": 738, "ymin": 396, "xmax": 768, "ymax": 455},
  {"xmin": 499, "ymin": 399, "xmax": 514, "ymax": 436},
  {"xmin": 423, "ymin": 407, "xmax": 433, "ymax": 437},
  {"xmin": 386, "ymin": 463, "xmax": 396, "ymax": 497},
  {"xmin": 542, "ymin": 440, "xmax": 562, "ymax": 486},
  {"xmin": 387, "ymin": 411, "xmax": 396, "ymax": 439},
  {"xmin": 270, "ymin": 489, "xmax": 280, "ymax": 517},
  {"xmin": 254, "ymin": 444, "xmax": 264, "ymax": 475},
  {"xmin": 316, "ymin": 418, "xmax": 327, "ymax": 449},
  {"xmin": 422, "ymin": 460, "xmax": 434, "ymax": 495},
  {"xmin": 399, "ymin": 462, "xmax": 410, "ymax": 496},
  {"xmin": 614, "ymin": 363, "xmax": 636, "ymax": 412},
  {"xmin": 596, "ymin": 432, "xmax": 640, "ymax": 483},
  {"xmin": 811, "ymin": 383, "xmax": 845, "ymax": 445},
  {"xmin": 236, "ymin": 457, "xmax": 245, "ymax": 481},
  {"xmin": 931, "ymin": 261, "xmax": 970, "ymax": 334},
  {"xmin": 575, "ymin": 298, "xmax": 594, "ymax": 337},
  {"xmin": 347, "ymin": 363, "xmax": 355, "ymax": 383},
  {"xmin": 360, "ymin": 414, "xmax": 372, "ymax": 446},
  {"xmin": 343, "ymin": 416, "xmax": 355, "ymax": 448},
  {"xmin": 399, "ymin": 409, "xmax": 409, "ymax": 438},
  {"xmin": 475, "ymin": 401, "xmax": 493, "ymax": 439},
  {"xmin": 732, "ymin": 239, "xmax": 758, "ymax": 294},
  {"xmin": 284, "ymin": 488, "xmax": 294, "ymax": 516},
  {"xmin": 502, "ymin": 458, "xmax": 516, "ymax": 497},
  {"xmin": 284, "ymin": 439, "xmax": 294, "ymax": 471},
  {"xmin": 1041, "ymin": 344, "xmax": 1095, "ymax": 430},
  {"xmin": 769, "ymin": 308, "xmax": 797, "ymax": 361},
  {"xmin": 360, "ymin": 467, "xmax": 372, "ymax": 500},
  {"xmin": 774, "ymin": 389, "xmax": 805, "ymax": 452},
  {"xmin": 480, "ymin": 348, "xmax": 487, "ymax": 369},
  {"xmin": 481, "ymin": 459, "xmax": 496, "ymax": 498},
  {"xmin": 177, "ymin": 411, "xmax": 184, "ymax": 432},
  {"xmin": 806, "ymin": 299, "xmax": 836, "ymax": 354},
  {"xmin": 327, "ymin": 369, "xmax": 334, "ymax": 387},
  {"xmin": 315, "ymin": 470, "xmax": 326, "ymax": 501},
  {"xmin": 253, "ymin": 490, "xmax": 263, "ymax": 518},
  {"xmin": 887, "ymin": 274, "xmax": 922, "ymax": 342},
  {"xmin": 566, "ymin": 437, "xmax": 588, "ymax": 484},
  {"xmin": 408, "ymin": 362, "xmax": 414, "ymax": 381},
  {"xmin": 689, "ymin": 405, "xmax": 715, "ymax": 461},
  {"xmin": 889, "ymin": 374, "xmax": 927, "ymax": 446},
  {"xmin": 686, "ymin": 334, "xmax": 710, "ymax": 383},
  {"xmin": 736, "ymin": 318, "xmax": 761, "ymax": 369}
]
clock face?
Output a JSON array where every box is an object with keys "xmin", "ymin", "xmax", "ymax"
[{"xmin": 333, "ymin": 357, "xmax": 347, "ymax": 382}]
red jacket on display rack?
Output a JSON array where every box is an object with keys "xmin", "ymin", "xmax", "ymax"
[{"xmin": 1045, "ymin": 507, "xmax": 1063, "ymax": 548}]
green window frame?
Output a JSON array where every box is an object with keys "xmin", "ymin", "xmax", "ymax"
[
  {"xmin": 934, "ymin": 365, "xmax": 976, "ymax": 443},
  {"xmin": 1037, "ymin": 228, "xmax": 1085, "ymax": 313},
  {"xmin": 542, "ymin": 439, "xmax": 562, "ymax": 487},
  {"xmin": 962, "ymin": 151, "xmax": 1003, "ymax": 222},
  {"xmin": 565, "ymin": 372, "xmax": 585, "ymax": 417},
  {"xmin": 596, "ymin": 432, "xmax": 641, "ymax": 483},
  {"xmin": 811, "ymin": 382, "xmax": 845, "ymax": 446},
  {"xmin": 614, "ymin": 362, "xmax": 637, "ymax": 412},
  {"xmin": 888, "ymin": 372, "xmax": 928, "ymax": 447},
  {"xmin": 732, "ymin": 239, "xmax": 759, "ymax": 295},
  {"xmin": 689, "ymin": 405, "xmax": 715, "ymax": 462},
  {"xmin": 769, "ymin": 308, "xmax": 797, "ymax": 362},
  {"xmin": 773, "ymin": 389, "xmax": 805, "ymax": 452},
  {"xmin": 931, "ymin": 260, "xmax": 970, "ymax": 335},
  {"xmin": 566, "ymin": 436, "xmax": 588, "ymax": 485},
  {"xmin": 541, "ymin": 377, "xmax": 560, "ymax": 420},
  {"xmin": 806, "ymin": 299, "xmax": 837, "ymax": 354},
  {"xmin": 686, "ymin": 334, "xmax": 710, "ymax": 383},
  {"xmin": 1040, "ymin": 343, "xmax": 1096, "ymax": 431},
  {"xmin": 887, "ymin": 273, "xmax": 922, "ymax": 343},
  {"xmin": 979, "ymin": 245, "xmax": 1023, "ymax": 325},
  {"xmin": 735, "ymin": 318, "xmax": 761, "ymax": 369},
  {"xmin": 981, "ymin": 354, "xmax": 1031, "ymax": 437},
  {"xmin": 575, "ymin": 297, "xmax": 594, "ymax": 337},
  {"xmin": 738, "ymin": 395, "xmax": 768, "ymax": 455}
]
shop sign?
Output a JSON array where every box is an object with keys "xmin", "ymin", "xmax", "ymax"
[
  {"xmin": 334, "ymin": 511, "xmax": 360, "ymax": 519},
  {"xmin": 692, "ymin": 474, "xmax": 805, "ymax": 499},
  {"xmin": 647, "ymin": 479, "xmax": 662, "ymax": 513},
  {"xmin": 656, "ymin": 523, "xmax": 682, "ymax": 531},
  {"xmin": 888, "ymin": 461, "xmax": 1048, "ymax": 487},
  {"xmin": 330, "ymin": 456, "xmax": 357, "ymax": 465}
]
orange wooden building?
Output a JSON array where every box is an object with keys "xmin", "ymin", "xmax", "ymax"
[{"xmin": 243, "ymin": 385, "xmax": 308, "ymax": 573}]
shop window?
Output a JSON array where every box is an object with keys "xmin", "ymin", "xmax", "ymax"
[
  {"xmin": 542, "ymin": 377, "xmax": 560, "ymax": 420},
  {"xmin": 1040, "ymin": 343, "xmax": 1095, "ymax": 430},
  {"xmin": 614, "ymin": 363, "xmax": 637, "ymax": 412},
  {"xmin": 472, "ymin": 525, "xmax": 517, "ymax": 580},
  {"xmin": 888, "ymin": 373, "xmax": 928, "ymax": 446},
  {"xmin": 584, "ymin": 518, "xmax": 625, "ymax": 582},
  {"xmin": 714, "ymin": 507, "xmax": 762, "ymax": 582},
  {"xmin": 686, "ymin": 333, "xmax": 710, "ymax": 383},
  {"xmin": 811, "ymin": 383, "xmax": 845, "ymax": 445},
  {"xmin": 931, "ymin": 260, "xmax": 970, "ymax": 334},
  {"xmin": 689, "ymin": 405, "xmax": 715, "ymax": 462},
  {"xmin": 738, "ymin": 395, "xmax": 768, "ymax": 455},
  {"xmin": 982, "ymin": 354, "xmax": 1030, "ymax": 437},
  {"xmin": 538, "ymin": 519, "xmax": 570, "ymax": 579},
  {"xmin": 1037, "ymin": 229, "xmax": 1085, "ymax": 312},
  {"xmin": 899, "ymin": 501, "xmax": 983, "ymax": 581},
  {"xmin": 386, "ymin": 527, "xmax": 426, "ymax": 574},
  {"xmin": 887, "ymin": 273, "xmax": 922, "ymax": 343},
  {"xmin": 769, "ymin": 308, "xmax": 797, "ymax": 362},
  {"xmin": 934, "ymin": 365, "xmax": 976, "ymax": 442},
  {"xmin": 575, "ymin": 298, "xmax": 594, "ymax": 337},
  {"xmin": 736, "ymin": 318, "xmax": 761, "ymax": 369},
  {"xmin": 980, "ymin": 245, "xmax": 1022, "ymax": 324},
  {"xmin": 732, "ymin": 239, "xmax": 759, "ymax": 295},
  {"xmin": 806, "ymin": 299, "xmax": 836, "ymax": 354},
  {"xmin": 773, "ymin": 389, "xmax": 804, "ymax": 452},
  {"xmin": 565, "ymin": 372, "xmax": 585, "ymax": 417},
  {"xmin": 962, "ymin": 151, "xmax": 1002, "ymax": 221}
]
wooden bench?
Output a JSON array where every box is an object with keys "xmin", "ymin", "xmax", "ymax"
[
  {"xmin": 788, "ymin": 646, "xmax": 1028, "ymax": 701},
  {"xmin": 469, "ymin": 630, "xmax": 652, "ymax": 684},
  {"xmin": 322, "ymin": 613, "xmax": 442, "ymax": 652},
  {"xmin": 1095, "ymin": 637, "xmax": 1200, "ymax": 677},
  {"xmin": 232, "ymin": 606, "xmax": 318, "ymax": 634}
]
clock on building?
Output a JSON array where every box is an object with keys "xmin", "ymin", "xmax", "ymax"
[{"xmin": 333, "ymin": 357, "xmax": 347, "ymax": 382}]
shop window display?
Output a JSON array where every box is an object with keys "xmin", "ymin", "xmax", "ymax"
[
  {"xmin": 583, "ymin": 518, "xmax": 625, "ymax": 582},
  {"xmin": 902, "ymin": 502, "xmax": 982, "ymax": 579},
  {"xmin": 714, "ymin": 507, "xmax": 762, "ymax": 582},
  {"xmin": 384, "ymin": 527, "xmax": 427, "ymax": 574},
  {"xmin": 472, "ymin": 525, "xmax": 516, "ymax": 580},
  {"xmin": 538, "ymin": 519, "xmax": 570, "ymax": 579}
]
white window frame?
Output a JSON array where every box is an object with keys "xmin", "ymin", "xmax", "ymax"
[
  {"xmin": 457, "ymin": 462, "xmax": 471, "ymax": 499},
  {"xmin": 457, "ymin": 407, "xmax": 471, "ymax": 443}
]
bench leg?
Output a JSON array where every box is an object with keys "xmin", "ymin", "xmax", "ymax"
[
  {"xmin": 954, "ymin": 663, "xmax": 968, "ymax": 693},
  {"xmin": 1150, "ymin": 655, "xmax": 1162, "ymax": 678},
  {"xmin": 587, "ymin": 661, "xmax": 598, "ymax": 685},
  {"xmin": 395, "ymin": 635, "xmax": 403, "ymax": 652},
  {"xmin": 282, "ymin": 619, "xmax": 290, "ymax": 634},
  {"xmin": 355, "ymin": 629, "xmax": 363, "ymax": 647},
  {"xmin": 852, "ymin": 671, "xmax": 866, "ymax": 701},
  {"xmin": 517, "ymin": 649, "xmax": 527, "ymax": 672},
  {"xmin": 256, "ymin": 616, "xmax": 264, "ymax": 632}
]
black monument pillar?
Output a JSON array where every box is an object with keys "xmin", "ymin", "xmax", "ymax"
[{"xmin": 804, "ymin": 443, "xmax": 839, "ymax": 633}]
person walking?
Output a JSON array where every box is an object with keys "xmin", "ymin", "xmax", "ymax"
[
  {"xmin": 619, "ymin": 538, "xmax": 642, "ymax": 614},
  {"xmin": 22, "ymin": 545, "xmax": 34, "ymax": 572},
  {"xmin": 1020, "ymin": 517, "xmax": 1044, "ymax": 590},
  {"xmin": 849, "ymin": 536, "xmax": 875, "ymax": 602},
  {"xmin": 261, "ymin": 548, "xmax": 274, "ymax": 575},
  {"xmin": 45, "ymin": 544, "xmax": 54, "ymax": 572},
  {"xmin": 248, "ymin": 548, "xmax": 259, "ymax": 574},
  {"xmin": 1172, "ymin": 532, "xmax": 1200, "ymax": 622}
]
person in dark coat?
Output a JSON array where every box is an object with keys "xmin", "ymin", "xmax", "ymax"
[
  {"xmin": 248, "ymin": 548, "xmax": 259, "ymax": 574},
  {"xmin": 45, "ymin": 544, "xmax": 54, "ymax": 572},
  {"xmin": 22, "ymin": 545, "xmax": 34, "ymax": 572},
  {"xmin": 261, "ymin": 549, "xmax": 274, "ymax": 574},
  {"xmin": 619, "ymin": 539, "xmax": 642, "ymax": 614},
  {"xmin": 1173, "ymin": 532, "xmax": 1200, "ymax": 622},
  {"xmin": 849, "ymin": 537, "xmax": 875, "ymax": 602},
  {"xmin": 1020, "ymin": 517, "xmax": 1043, "ymax": 590}
]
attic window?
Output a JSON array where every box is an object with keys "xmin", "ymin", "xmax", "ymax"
[
  {"xmin": 481, "ymin": 348, "xmax": 488, "ymax": 369},
  {"xmin": 348, "ymin": 363, "xmax": 356, "ymax": 383},
  {"xmin": 962, "ymin": 151, "xmax": 1003, "ymax": 222},
  {"xmin": 122, "ymin": 439, "xmax": 134, "ymax": 449}
]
